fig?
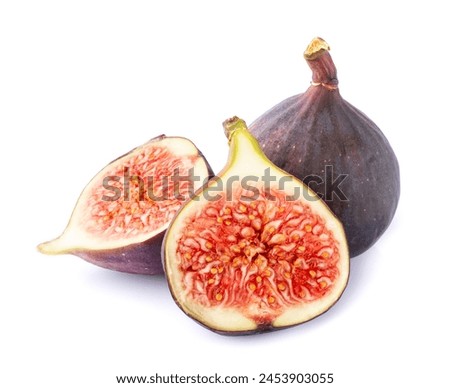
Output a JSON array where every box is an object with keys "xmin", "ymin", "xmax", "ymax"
[
  {"xmin": 249, "ymin": 37, "xmax": 400, "ymax": 257},
  {"xmin": 38, "ymin": 135, "xmax": 213, "ymax": 275},
  {"xmin": 163, "ymin": 117, "xmax": 349, "ymax": 335}
]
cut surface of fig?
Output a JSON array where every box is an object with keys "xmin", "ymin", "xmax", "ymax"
[
  {"xmin": 164, "ymin": 117, "xmax": 349, "ymax": 334},
  {"xmin": 38, "ymin": 135, "xmax": 212, "ymax": 274},
  {"xmin": 249, "ymin": 37, "xmax": 400, "ymax": 257}
]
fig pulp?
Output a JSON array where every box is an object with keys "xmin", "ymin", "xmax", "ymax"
[
  {"xmin": 250, "ymin": 37, "xmax": 400, "ymax": 257},
  {"xmin": 164, "ymin": 117, "xmax": 349, "ymax": 335},
  {"xmin": 38, "ymin": 135, "xmax": 212, "ymax": 274}
]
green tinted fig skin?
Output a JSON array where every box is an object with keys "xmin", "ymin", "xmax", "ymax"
[{"xmin": 250, "ymin": 85, "xmax": 400, "ymax": 258}]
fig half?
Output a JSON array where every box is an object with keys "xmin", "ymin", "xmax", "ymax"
[
  {"xmin": 164, "ymin": 117, "xmax": 349, "ymax": 335},
  {"xmin": 38, "ymin": 135, "xmax": 213, "ymax": 274},
  {"xmin": 249, "ymin": 37, "xmax": 400, "ymax": 257}
]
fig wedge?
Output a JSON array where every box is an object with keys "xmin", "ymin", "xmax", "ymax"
[{"xmin": 38, "ymin": 135, "xmax": 213, "ymax": 274}]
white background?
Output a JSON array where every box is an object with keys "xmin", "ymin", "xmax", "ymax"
[{"xmin": 1, "ymin": 1, "xmax": 449, "ymax": 387}]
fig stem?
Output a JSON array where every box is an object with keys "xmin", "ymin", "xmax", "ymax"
[
  {"xmin": 304, "ymin": 37, "xmax": 338, "ymax": 90},
  {"xmin": 223, "ymin": 116, "xmax": 248, "ymax": 143}
]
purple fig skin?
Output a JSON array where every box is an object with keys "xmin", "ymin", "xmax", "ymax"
[
  {"xmin": 75, "ymin": 231, "xmax": 165, "ymax": 275},
  {"xmin": 249, "ymin": 38, "xmax": 400, "ymax": 257}
]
